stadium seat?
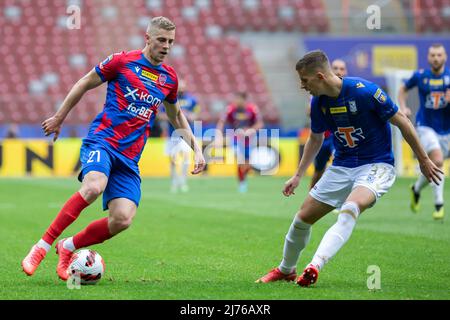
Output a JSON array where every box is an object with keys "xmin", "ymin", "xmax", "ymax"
[{"xmin": 0, "ymin": 0, "xmax": 282, "ymax": 125}]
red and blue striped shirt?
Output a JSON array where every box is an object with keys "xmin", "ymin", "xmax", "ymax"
[{"xmin": 86, "ymin": 50, "xmax": 178, "ymax": 162}]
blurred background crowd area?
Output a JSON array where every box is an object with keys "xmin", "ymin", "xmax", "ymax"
[{"xmin": 0, "ymin": 0, "xmax": 449, "ymax": 139}]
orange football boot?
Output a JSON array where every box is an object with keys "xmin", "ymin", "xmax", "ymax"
[
  {"xmin": 55, "ymin": 239, "xmax": 73, "ymax": 281},
  {"xmin": 22, "ymin": 245, "xmax": 47, "ymax": 276},
  {"xmin": 255, "ymin": 268, "xmax": 297, "ymax": 283}
]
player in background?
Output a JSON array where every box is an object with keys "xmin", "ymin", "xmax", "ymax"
[
  {"xmin": 308, "ymin": 59, "xmax": 348, "ymax": 190},
  {"xmin": 160, "ymin": 79, "xmax": 200, "ymax": 193},
  {"xmin": 216, "ymin": 92, "xmax": 264, "ymax": 193},
  {"xmin": 22, "ymin": 17, "xmax": 206, "ymax": 281},
  {"xmin": 398, "ymin": 43, "xmax": 450, "ymax": 220},
  {"xmin": 256, "ymin": 50, "xmax": 442, "ymax": 287}
]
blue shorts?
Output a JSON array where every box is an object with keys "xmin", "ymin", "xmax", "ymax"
[
  {"xmin": 78, "ymin": 142, "xmax": 141, "ymax": 211},
  {"xmin": 314, "ymin": 136, "xmax": 334, "ymax": 171}
]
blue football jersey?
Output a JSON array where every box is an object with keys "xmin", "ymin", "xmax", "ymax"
[
  {"xmin": 404, "ymin": 68, "xmax": 450, "ymax": 134},
  {"xmin": 310, "ymin": 77, "xmax": 398, "ymax": 168}
]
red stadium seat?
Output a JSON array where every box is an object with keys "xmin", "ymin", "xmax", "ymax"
[{"xmin": 0, "ymin": 0, "xmax": 281, "ymax": 125}]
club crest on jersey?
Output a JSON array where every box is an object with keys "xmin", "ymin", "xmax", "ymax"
[
  {"xmin": 373, "ymin": 88, "xmax": 387, "ymax": 104},
  {"xmin": 348, "ymin": 100, "xmax": 357, "ymax": 113},
  {"xmin": 159, "ymin": 74, "xmax": 167, "ymax": 86}
]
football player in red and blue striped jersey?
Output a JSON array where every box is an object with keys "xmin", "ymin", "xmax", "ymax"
[{"xmin": 22, "ymin": 17, "xmax": 206, "ymax": 281}]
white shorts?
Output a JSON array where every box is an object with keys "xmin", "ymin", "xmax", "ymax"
[
  {"xmin": 310, "ymin": 163, "xmax": 396, "ymax": 209},
  {"xmin": 165, "ymin": 137, "xmax": 191, "ymax": 158},
  {"xmin": 417, "ymin": 126, "xmax": 450, "ymax": 158}
]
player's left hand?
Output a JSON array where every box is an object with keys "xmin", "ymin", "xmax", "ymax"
[
  {"xmin": 191, "ymin": 151, "xmax": 206, "ymax": 174},
  {"xmin": 419, "ymin": 157, "xmax": 444, "ymax": 185}
]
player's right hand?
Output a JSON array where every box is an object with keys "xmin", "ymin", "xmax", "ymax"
[
  {"xmin": 419, "ymin": 157, "xmax": 444, "ymax": 185},
  {"xmin": 191, "ymin": 151, "xmax": 206, "ymax": 175},
  {"xmin": 42, "ymin": 115, "xmax": 63, "ymax": 142},
  {"xmin": 283, "ymin": 175, "xmax": 300, "ymax": 197}
]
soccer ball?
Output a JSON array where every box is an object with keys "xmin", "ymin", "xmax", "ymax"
[{"xmin": 68, "ymin": 249, "xmax": 105, "ymax": 285}]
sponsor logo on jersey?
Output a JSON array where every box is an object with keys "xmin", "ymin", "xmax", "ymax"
[
  {"xmin": 135, "ymin": 66, "xmax": 141, "ymax": 73},
  {"xmin": 334, "ymin": 126, "xmax": 365, "ymax": 148},
  {"xmin": 235, "ymin": 112, "xmax": 249, "ymax": 120},
  {"xmin": 101, "ymin": 54, "xmax": 113, "ymax": 67},
  {"xmin": 124, "ymin": 86, "xmax": 162, "ymax": 121},
  {"xmin": 126, "ymin": 103, "xmax": 153, "ymax": 121},
  {"xmin": 426, "ymin": 92, "xmax": 446, "ymax": 109},
  {"xmin": 330, "ymin": 106, "xmax": 347, "ymax": 114},
  {"xmin": 141, "ymin": 70, "xmax": 159, "ymax": 82},
  {"xmin": 99, "ymin": 53, "xmax": 121, "ymax": 69},
  {"xmin": 373, "ymin": 88, "xmax": 387, "ymax": 104},
  {"xmin": 349, "ymin": 100, "xmax": 357, "ymax": 113},
  {"xmin": 356, "ymin": 82, "xmax": 365, "ymax": 88},
  {"xmin": 429, "ymin": 79, "xmax": 444, "ymax": 86}
]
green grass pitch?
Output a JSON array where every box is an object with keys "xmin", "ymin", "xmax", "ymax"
[{"xmin": 0, "ymin": 176, "xmax": 449, "ymax": 300}]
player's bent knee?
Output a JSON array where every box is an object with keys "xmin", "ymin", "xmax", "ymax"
[
  {"xmin": 109, "ymin": 208, "xmax": 136, "ymax": 233},
  {"xmin": 80, "ymin": 183, "xmax": 104, "ymax": 202},
  {"xmin": 110, "ymin": 217, "xmax": 133, "ymax": 233}
]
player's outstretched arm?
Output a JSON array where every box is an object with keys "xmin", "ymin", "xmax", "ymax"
[
  {"xmin": 164, "ymin": 101, "xmax": 206, "ymax": 174},
  {"xmin": 42, "ymin": 69, "xmax": 103, "ymax": 141},
  {"xmin": 389, "ymin": 110, "xmax": 444, "ymax": 185},
  {"xmin": 283, "ymin": 132, "xmax": 324, "ymax": 197}
]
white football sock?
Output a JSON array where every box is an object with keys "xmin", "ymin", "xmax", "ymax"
[
  {"xmin": 414, "ymin": 174, "xmax": 429, "ymax": 193},
  {"xmin": 181, "ymin": 161, "xmax": 189, "ymax": 186},
  {"xmin": 63, "ymin": 237, "xmax": 75, "ymax": 252},
  {"xmin": 431, "ymin": 172, "xmax": 444, "ymax": 205},
  {"xmin": 310, "ymin": 201, "xmax": 360, "ymax": 271},
  {"xmin": 278, "ymin": 216, "xmax": 311, "ymax": 274},
  {"xmin": 37, "ymin": 239, "xmax": 51, "ymax": 252},
  {"xmin": 170, "ymin": 162, "xmax": 178, "ymax": 187}
]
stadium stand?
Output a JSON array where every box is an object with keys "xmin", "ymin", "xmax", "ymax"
[
  {"xmin": 0, "ymin": 0, "xmax": 330, "ymax": 127},
  {"xmin": 410, "ymin": 0, "xmax": 450, "ymax": 32}
]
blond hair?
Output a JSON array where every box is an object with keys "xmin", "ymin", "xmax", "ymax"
[{"xmin": 147, "ymin": 16, "xmax": 176, "ymax": 34}]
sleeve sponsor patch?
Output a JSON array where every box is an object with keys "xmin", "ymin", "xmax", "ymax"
[{"xmin": 373, "ymin": 88, "xmax": 387, "ymax": 104}]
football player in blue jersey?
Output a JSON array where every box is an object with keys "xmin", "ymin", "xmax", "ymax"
[
  {"xmin": 309, "ymin": 59, "xmax": 347, "ymax": 191},
  {"xmin": 256, "ymin": 50, "xmax": 443, "ymax": 287},
  {"xmin": 398, "ymin": 43, "xmax": 449, "ymax": 220}
]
